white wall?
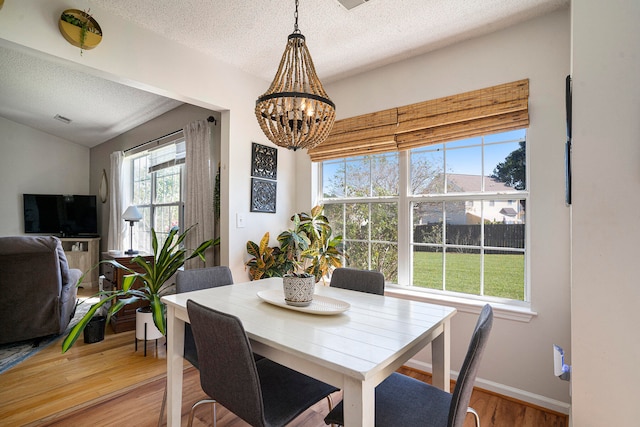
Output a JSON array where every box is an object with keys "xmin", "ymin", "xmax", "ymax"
[
  {"xmin": 318, "ymin": 9, "xmax": 572, "ymax": 409},
  {"xmin": 571, "ymin": 1, "xmax": 640, "ymax": 424},
  {"xmin": 0, "ymin": 0, "xmax": 296, "ymax": 282},
  {"xmin": 0, "ymin": 117, "xmax": 89, "ymax": 236}
]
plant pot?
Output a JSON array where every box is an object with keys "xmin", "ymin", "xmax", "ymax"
[
  {"xmin": 58, "ymin": 9, "xmax": 102, "ymax": 50},
  {"xmin": 83, "ymin": 315, "xmax": 106, "ymax": 344},
  {"xmin": 283, "ymin": 275, "xmax": 315, "ymax": 307},
  {"xmin": 135, "ymin": 307, "xmax": 164, "ymax": 341}
]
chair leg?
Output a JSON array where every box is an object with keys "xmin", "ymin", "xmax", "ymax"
[
  {"xmin": 157, "ymin": 382, "xmax": 167, "ymax": 426},
  {"xmin": 326, "ymin": 393, "xmax": 336, "ymax": 427},
  {"xmin": 187, "ymin": 399, "xmax": 217, "ymax": 427},
  {"xmin": 467, "ymin": 407, "xmax": 481, "ymax": 427},
  {"xmin": 159, "ymin": 385, "xmax": 217, "ymax": 427},
  {"xmin": 326, "ymin": 393, "xmax": 334, "ymax": 411}
]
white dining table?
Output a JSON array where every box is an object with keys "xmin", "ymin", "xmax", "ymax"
[{"xmin": 161, "ymin": 277, "xmax": 456, "ymax": 427}]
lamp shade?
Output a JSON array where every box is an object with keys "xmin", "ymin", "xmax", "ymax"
[{"xmin": 122, "ymin": 205, "xmax": 143, "ymax": 222}]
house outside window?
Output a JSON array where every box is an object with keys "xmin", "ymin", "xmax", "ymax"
[
  {"xmin": 320, "ymin": 129, "xmax": 528, "ymax": 302},
  {"xmin": 128, "ymin": 140, "xmax": 185, "ymax": 253}
]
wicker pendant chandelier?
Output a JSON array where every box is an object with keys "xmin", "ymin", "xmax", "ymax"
[{"xmin": 255, "ymin": 0, "xmax": 335, "ymax": 151}]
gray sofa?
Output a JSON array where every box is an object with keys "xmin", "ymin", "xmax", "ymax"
[{"xmin": 0, "ymin": 236, "xmax": 81, "ymax": 345}]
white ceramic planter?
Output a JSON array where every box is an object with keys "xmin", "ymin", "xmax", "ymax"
[
  {"xmin": 135, "ymin": 307, "xmax": 163, "ymax": 340},
  {"xmin": 283, "ymin": 275, "xmax": 315, "ymax": 306}
]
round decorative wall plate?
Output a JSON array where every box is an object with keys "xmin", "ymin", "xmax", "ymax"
[
  {"xmin": 99, "ymin": 169, "xmax": 108, "ymax": 203},
  {"xmin": 59, "ymin": 9, "xmax": 103, "ymax": 50}
]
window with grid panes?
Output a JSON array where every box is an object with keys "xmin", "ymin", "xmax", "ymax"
[
  {"xmin": 129, "ymin": 140, "xmax": 185, "ymax": 253},
  {"xmin": 320, "ymin": 129, "xmax": 528, "ymax": 302}
]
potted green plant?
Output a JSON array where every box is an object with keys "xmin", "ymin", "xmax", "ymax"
[
  {"xmin": 62, "ymin": 226, "xmax": 216, "ymax": 352},
  {"xmin": 245, "ymin": 205, "xmax": 345, "ymax": 305},
  {"xmin": 277, "ymin": 205, "xmax": 344, "ymax": 282}
]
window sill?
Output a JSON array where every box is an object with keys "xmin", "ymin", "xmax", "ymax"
[{"xmin": 384, "ymin": 285, "xmax": 537, "ymax": 322}]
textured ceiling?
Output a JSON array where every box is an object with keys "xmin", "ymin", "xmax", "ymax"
[
  {"xmin": 0, "ymin": 0, "xmax": 568, "ymax": 148},
  {"xmin": 0, "ymin": 46, "xmax": 182, "ymax": 147},
  {"xmin": 92, "ymin": 0, "xmax": 568, "ymax": 83}
]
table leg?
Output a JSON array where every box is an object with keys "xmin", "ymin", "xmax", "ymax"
[
  {"xmin": 431, "ymin": 318, "xmax": 451, "ymax": 392},
  {"xmin": 342, "ymin": 376, "xmax": 375, "ymax": 427},
  {"xmin": 166, "ymin": 305, "xmax": 185, "ymax": 427}
]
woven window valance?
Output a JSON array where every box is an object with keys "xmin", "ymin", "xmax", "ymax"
[{"xmin": 308, "ymin": 79, "xmax": 529, "ymax": 162}]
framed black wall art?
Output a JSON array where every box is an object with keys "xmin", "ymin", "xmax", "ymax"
[
  {"xmin": 250, "ymin": 142, "xmax": 277, "ymax": 213},
  {"xmin": 251, "ymin": 142, "xmax": 278, "ymax": 180},
  {"xmin": 250, "ymin": 178, "xmax": 277, "ymax": 213}
]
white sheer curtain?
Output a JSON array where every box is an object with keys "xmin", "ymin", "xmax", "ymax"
[
  {"xmin": 107, "ymin": 151, "xmax": 125, "ymax": 251},
  {"xmin": 184, "ymin": 120, "xmax": 214, "ymax": 268}
]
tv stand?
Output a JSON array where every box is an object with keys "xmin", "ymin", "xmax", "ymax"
[{"xmin": 60, "ymin": 237, "xmax": 100, "ymax": 288}]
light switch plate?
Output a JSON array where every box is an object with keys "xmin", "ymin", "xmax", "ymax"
[{"xmin": 236, "ymin": 213, "xmax": 246, "ymax": 228}]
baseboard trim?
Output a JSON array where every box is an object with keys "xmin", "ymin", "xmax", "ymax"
[{"xmin": 405, "ymin": 359, "xmax": 571, "ymax": 416}]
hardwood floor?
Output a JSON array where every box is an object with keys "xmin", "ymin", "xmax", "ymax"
[
  {"xmin": 0, "ymin": 324, "xmax": 168, "ymax": 426},
  {"xmin": 0, "ymin": 294, "xmax": 568, "ymax": 426},
  {"xmin": 42, "ymin": 365, "xmax": 568, "ymax": 427}
]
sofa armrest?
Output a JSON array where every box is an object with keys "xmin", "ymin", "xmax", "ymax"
[
  {"xmin": 59, "ymin": 268, "xmax": 82, "ymax": 333},
  {"xmin": 66, "ymin": 268, "xmax": 84, "ymax": 289}
]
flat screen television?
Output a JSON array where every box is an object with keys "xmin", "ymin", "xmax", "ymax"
[{"xmin": 23, "ymin": 194, "xmax": 98, "ymax": 237}]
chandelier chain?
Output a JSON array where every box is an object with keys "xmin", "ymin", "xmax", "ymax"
[{"xmin": 294, "ymin": 0, "xmax": 300, "ymax": 34}]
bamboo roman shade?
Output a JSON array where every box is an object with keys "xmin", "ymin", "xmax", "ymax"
[{"xmin": 308, "ymin": 79, "xmax": 529, "ymax": 162}]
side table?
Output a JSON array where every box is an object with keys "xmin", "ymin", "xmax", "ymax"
[{"xmin": 101, "ymin": 252, "xmax": 154, "ymax": 333}]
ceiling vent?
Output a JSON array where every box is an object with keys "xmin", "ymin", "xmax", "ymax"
[
  {"xmin": 338, "ymin": 0, "xmax": 370, "ymax": 11},
  {"xmin": 54, "ymin": 114, "xmax": 72, "ymax": 124}
]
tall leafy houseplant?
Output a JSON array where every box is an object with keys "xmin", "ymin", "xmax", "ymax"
[{"xmin": 62, "ymin": 226, "xmax": 216, "ymax": 353}]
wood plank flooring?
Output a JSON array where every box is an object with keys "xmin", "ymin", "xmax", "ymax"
[
  {"xmin": 0, "ymin": 324, "xmax": 168, "ymax": 426},
  {"xmin": 0, "ymin": 296, "xmax": 568, "ymax": 426}
]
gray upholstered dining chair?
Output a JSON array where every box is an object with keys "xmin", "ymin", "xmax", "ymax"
[
  {"xmin": 186, "ymin": 299, "xmax": 340, "ymax": 427},
  {"xmin": 324, "ymin": 304, "xmax": 494, "ymax": 427},
  {"xmin": 158, "ymin": 266, "xmax": 234, "ymax": 427},
  {"xmin": 329, "ymin": 267, "xmax": 385, "ymax": 295}
]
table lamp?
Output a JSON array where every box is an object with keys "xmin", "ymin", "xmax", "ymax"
[{"xmin": 122, "ymin": 205, "xmax": 143, "ymax": 255}]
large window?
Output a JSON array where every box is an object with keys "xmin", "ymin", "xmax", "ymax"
[
  {"xmin": 128, "ymin": 141, "xmax": 185, "ymax": 253},
  {"xmin": 321, "ymin": 129, "xmax": 527, "ymax": 302}
]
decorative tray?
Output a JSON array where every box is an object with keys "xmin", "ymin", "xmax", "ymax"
[{"xmin": 257, "ymin": 289, "xmax": 350, "ymax": 315}]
